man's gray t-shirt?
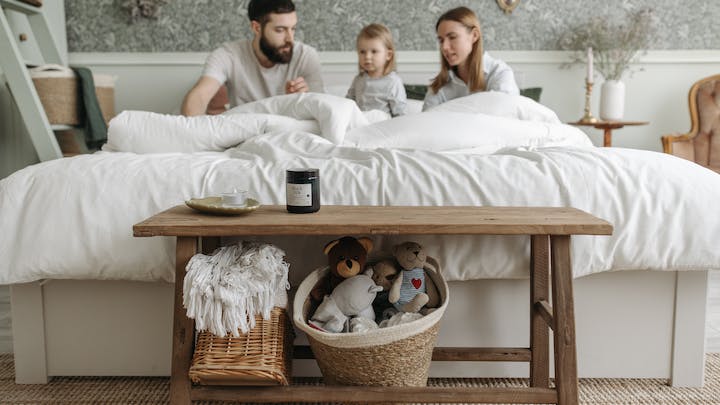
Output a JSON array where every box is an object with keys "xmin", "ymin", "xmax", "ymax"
[
  {"xmin": 202, "ymin": 39, "xmax": 324, "ymax": 107},
  {"xmin": 346, "ymin": 71, "xmax": 407, "ymax": 116}
]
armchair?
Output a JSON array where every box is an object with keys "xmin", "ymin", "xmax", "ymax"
[{"xmin": 661, "ymin": 74, "xmax": 720, "ymax": 173}]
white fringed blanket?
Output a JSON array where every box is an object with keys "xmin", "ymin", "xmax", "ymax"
[{"xmin": 183, "ymin": 242, "xmax": 290, "ymax": 336}]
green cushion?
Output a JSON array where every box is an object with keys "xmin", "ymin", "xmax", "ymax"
[
  {"xmin": 519, "ymin": 87, "xmax": 542, "ymax": 102},
  {"xmin": 404, "ymin": 84, "xmax": 428, "ymax": 101},
  {"xmin": 403, "ymin": 84, "xmax": 543, "ymax": 103}
]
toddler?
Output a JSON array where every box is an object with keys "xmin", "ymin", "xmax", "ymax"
[{"xmin": 346, "ymin": 24, "xmax": 407, "ymax": 117}]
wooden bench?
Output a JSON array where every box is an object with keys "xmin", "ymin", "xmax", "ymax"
[{"xmin": 134, "ymin": 205, "xmax": 612, "ymax": 404}]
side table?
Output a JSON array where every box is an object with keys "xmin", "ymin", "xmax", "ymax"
[
  {"xmin": 569, "ymin": 121, "xmax": 649, "ymax": 147},
  {"xmin": 133, "ymin": 205, "xmax": 612, "ymax": 404}
]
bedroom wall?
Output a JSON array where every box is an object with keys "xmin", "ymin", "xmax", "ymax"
[
  {"xmin": 60, "ymin": 0, "xmax": 719, "ymax": 151},
  {"xmin": 2, "ymin": 1, "xmax": 719, "ymax": 174},
  {"xmin": 65, "ymin": 0, "xmax": 719, "ymax": 52},
  {"xmin": 69, "ymin": 50, "xmax": 720, "ymax": 151}
]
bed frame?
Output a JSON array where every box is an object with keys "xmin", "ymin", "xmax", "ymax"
[{"xmin": 10, "ymin": 269, "xmax": 708, "ymax": 387}]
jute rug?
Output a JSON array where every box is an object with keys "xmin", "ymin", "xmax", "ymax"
[{"xmin": 1, "ymin": 353, "xmax": 719, "ymax": 404}]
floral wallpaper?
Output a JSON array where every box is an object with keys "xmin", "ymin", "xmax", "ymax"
[{"xmin": 65, "ymin": 0, "xmax": 720, "ymax": 52}]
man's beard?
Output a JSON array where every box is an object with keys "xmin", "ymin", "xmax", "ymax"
[{"xmin": 259, "ymin": 35, "xmax": 293, "ymax": 64}]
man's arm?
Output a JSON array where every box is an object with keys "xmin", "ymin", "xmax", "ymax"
[
  {"xmin": 181, "ymin": 76, "xmax": 223, "ymax": 116},
  {"xmin": 300, "ymin": 46, "xmax": 325, "ymax": 93},
  {"xmin": 285, "ymin": 77, "xmax": 309, "ymax": 94}
]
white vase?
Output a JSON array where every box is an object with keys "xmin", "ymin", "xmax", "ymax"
[{"xmin": 599, "ymin": 80, "xmax": 625, "ymax": 121}]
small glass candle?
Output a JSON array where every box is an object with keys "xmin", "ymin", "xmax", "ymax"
[
  {"xmin": 221, "ymin": 190, "xmax": 248, "ymax": 206},
  {"xmin": 286, "ymin": 168, "xmax": 320, "ymax": 213}
]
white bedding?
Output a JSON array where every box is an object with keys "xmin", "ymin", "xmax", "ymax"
[{"xmin": 1, "ymin": 93, "xmax": 719, "ymax": 284}]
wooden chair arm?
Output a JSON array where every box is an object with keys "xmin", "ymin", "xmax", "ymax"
[{"xmin": 661, "ymin": 132, "xmax": 695, "ymax": 160}]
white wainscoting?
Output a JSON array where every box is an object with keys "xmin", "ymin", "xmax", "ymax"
[{"xmin": 68, "ymin": 50, "xmax": 720, "ymax": 151}]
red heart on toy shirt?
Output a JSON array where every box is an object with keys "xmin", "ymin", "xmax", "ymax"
[{"xmin": 411, "ymin": 278, "xmax": 422, "ymax": 289}]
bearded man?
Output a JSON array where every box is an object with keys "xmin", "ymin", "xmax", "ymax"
[{"xmin": 181, "ymin": 0, "xmax": 324, "ymax": 116}]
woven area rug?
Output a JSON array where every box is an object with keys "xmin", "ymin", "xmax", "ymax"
[{"xmin": 2, "ymin": 353, "xmax": 719, "ymax": 404}]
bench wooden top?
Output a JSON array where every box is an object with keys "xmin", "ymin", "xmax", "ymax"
[{"xmin": 133, "ymin": 205, "xmax": 612, "ymax": 237}]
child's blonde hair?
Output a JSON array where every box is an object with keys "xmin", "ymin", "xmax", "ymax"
[{"xmin": 356, "ymin": 23, "xmax": 397, "ymax": 76}]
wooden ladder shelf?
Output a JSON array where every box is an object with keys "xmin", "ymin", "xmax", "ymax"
[{"xmin": 0, "ymin": 0, "xmax": 64, "ymax": 161}]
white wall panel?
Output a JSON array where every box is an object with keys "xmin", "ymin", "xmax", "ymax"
[{"xmin": 70, "ymin": 50, "xmax": 720, "ymax": 151}]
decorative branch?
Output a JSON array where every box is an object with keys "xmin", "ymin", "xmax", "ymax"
[
  {"xmin": 122, "ymin": 0, "xmax": 169, "ymax": 23},
  {"xmin": 556, "ymin": 8, "xmax": 657, "ymax": 81}
]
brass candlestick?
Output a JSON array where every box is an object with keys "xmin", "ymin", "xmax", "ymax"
[{"xmin": 578, "ymin": 80, "xmax": 599, "ymax": 124}]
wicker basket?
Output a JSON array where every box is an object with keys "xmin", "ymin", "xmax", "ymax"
[
  {"xmin": 30, "ymin": 66, "xmax": 115, "ymax": 125},
  {"xmin": 189, "ymin": 306, "xmax": 294, "ymax": 386},
  {"xmin": 293, "ymin": 257, "xmax": 448, "ymax": 387}
]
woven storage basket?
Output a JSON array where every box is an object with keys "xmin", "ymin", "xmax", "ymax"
[
  {"xmin": 293, "ymin": 257, "xmax": 448, "ymax": 386},
  {"xmin": 29, "ymin": 65, "xmax": 115, "ymax": 125},
  {"xmin": 189, "ymin": 306, "xmax": 293, "ymax": 386}
]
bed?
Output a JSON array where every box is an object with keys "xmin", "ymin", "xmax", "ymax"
[{"xmin": 2, "ymin": 92, "xmax": 717, "ymax": 386}]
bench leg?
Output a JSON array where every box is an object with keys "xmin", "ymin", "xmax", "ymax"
[
  {"xmin": 170, "ymin": 237, "xmax": 197, "ymax": 405},
  {"xmin": 551, "ymin": 235, "xmax": 578, "ymax": 405},
  {"xmin": 530, "ymin": 235, "xmax": 550, "ymax": 388}
]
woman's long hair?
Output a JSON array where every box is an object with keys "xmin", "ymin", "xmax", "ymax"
[{"xmin": 430, "ymin": 7, "xmax": 484, "ymax": 94}]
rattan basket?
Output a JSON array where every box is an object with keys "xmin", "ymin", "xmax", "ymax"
[
  {"xmin": 189, "ymin": 306, "xmax": 294, "ymax": 386},
  {"xmin": 293, "ymin": 257, "xmax": 448, "ymax": 387},
  {"xmin": 29, "ymin": 65, "xmax": 115, "ymax": 125}
]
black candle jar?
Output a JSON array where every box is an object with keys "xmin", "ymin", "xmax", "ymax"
[{"xmin": 286, "ymin": 168, "xmax": 320, "ymax": 213}]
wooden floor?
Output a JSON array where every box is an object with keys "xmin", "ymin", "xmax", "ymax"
[{"xmin": 0, "ymin": 272, "xmax": 719, "ymax": 353}]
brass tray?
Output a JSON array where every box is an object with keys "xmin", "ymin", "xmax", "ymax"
[{"xmin": 185, "ymin": 197, "xmax": 260, "ymax": 216}]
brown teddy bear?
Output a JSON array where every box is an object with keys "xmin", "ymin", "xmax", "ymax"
[
  {"xmin": 389, "ymin": 241, "xmax": 440, "ymax": 313},
  {"xmin": 310, "ymin": 236, "xmax": 374, "ymax": 302}
]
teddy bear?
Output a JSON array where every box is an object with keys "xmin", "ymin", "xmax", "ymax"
[
  {"xmin": 368, "ymin": 259, "xmax": 400, "ymax": 320},
  {"xmin": 389, "ymin": 241, "xmax": 440, "ymax": 313},
  {"xmin": 309, "ymin": 268, "xmax": 383, "ymax": 333},
  {"xmin": 310, "ymin": 236, "xmax": 374, "ymax": 302}
]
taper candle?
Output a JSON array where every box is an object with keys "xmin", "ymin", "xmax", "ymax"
[{"xmin": 587, "ymin": 47, "xmax": 594, "ymax": 82}]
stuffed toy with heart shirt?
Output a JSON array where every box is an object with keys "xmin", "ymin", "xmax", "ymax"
[{"xmin": 388, "ymin": 241, "xmax": 440, "ymax": 314}]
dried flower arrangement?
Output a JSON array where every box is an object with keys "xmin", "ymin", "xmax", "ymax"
[{"xmin": 557, "ymin": 8, "xmax": 656, "ymax": 81}]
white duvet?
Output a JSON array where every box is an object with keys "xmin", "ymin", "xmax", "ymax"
[{"xmin": 1, "ymin": 93, "xmax": 719, "ymax": 284}]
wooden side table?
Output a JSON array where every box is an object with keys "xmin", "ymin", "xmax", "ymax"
[
  {"xmin": 134, "ymin": 205, "xmax": 612, "ymax": 405},
  {"xmin": 569, "ymin": 121, "xmax": 649, "ymax": 147}
]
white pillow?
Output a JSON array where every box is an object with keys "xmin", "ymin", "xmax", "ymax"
[
  {"xmin": 406, "ymin": 99, "xmax": 423, "ymax": 115},
  {"xmin": 344, "ymin": 111, "xmax": 592, "ymax": 152},
  {"xmin": 428, "ymin": 91, "xmax": 560, "ymax": 124},
  {"xmin": 225, "ymin": 93, "xmax": 369, "ymax": 144}
]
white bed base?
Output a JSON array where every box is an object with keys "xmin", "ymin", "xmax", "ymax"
[{"xmin": 10, "ymin": 270, "xmax": 708, "ymax": 387}]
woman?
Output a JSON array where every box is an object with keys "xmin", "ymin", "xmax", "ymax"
[{"xmin": 423, "ymin": 7, "xmax": 519, "ymax": 111}]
